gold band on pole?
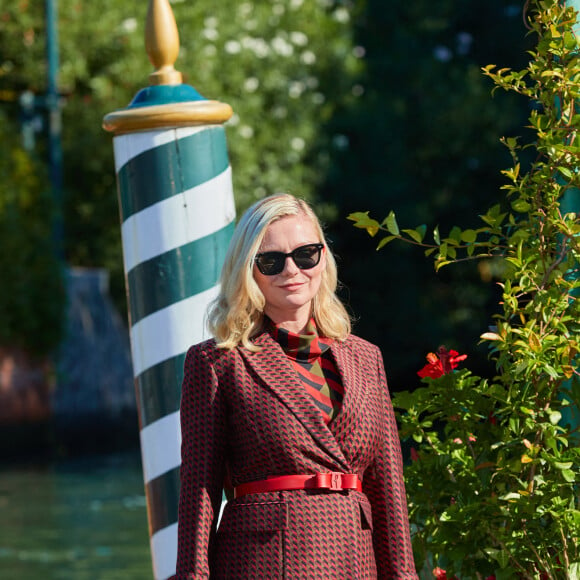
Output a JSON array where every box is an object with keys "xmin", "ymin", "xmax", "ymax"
[{"xmin": 103, "ymin": 101, "xmax": 233, "ymax": 134}]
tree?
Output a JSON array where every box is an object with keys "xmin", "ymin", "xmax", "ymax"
[
  {"xmin": 0, "ymin": 110, "xmax": 64, "ymax": 355},
  {"xmin": 0, "ymin": 0, "xmax": 532, "ymax": 383},
  {"xmin": 315, "ymin": 0, "xmax": 532, "ymax": 385},
  {"xmin": 0, "ymin": 0, "xmax": 359, "ymax": 310},
  {"xmin": 350, "ymin": 0, "xmax": 580, "ymax": 575}
]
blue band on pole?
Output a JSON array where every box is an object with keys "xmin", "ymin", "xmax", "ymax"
[{"xmin": 129, "ymin": 84, "xmax": 206, "ymax": 108}]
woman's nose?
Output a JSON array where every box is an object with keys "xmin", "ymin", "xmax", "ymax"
[{"xmin": 280, "ymin": 255, "xmax": 300, "ymax": 275}]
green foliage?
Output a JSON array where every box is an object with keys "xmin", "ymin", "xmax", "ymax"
[
  {"xmin": 0, "ymin": 112, "xmax": 64, "ymax": 355},
  {"xmin": 316, "ymin": 0, "xmax": 530, "ymax": 386},
  {"xmin": 0, "ymin": 0, "xmax": 360, "ymax": 310},
  {"xmin": 398, "ymin": 365, "xmax": 580, "ymax": 577},
  {"xmin": 169, "ymin": 0, "xmax": 358, "ymax": 214},
  {"xmin": 0, "ymin": 0, "xmax": 529, "ymax": 372},
  {"xmin": 351, "ymin": 1, "xmax": 580, "ymax": 576}
]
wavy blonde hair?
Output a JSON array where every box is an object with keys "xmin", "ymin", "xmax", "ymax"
[{"xmin": 207, "ymin": 193, "xmax": 351, "ymax": 350}]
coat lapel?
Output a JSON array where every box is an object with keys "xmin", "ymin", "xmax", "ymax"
[
  {"xmin": 239, "ymin": 331, "xmax": 350, "ymax": 471},
  {"xmin": 328, "ymin": 339, "xmax": 365, "ymax": 436}
]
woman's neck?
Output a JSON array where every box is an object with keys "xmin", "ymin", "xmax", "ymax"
[{"xmin": 264, "ymin": 307, "xmax": 311, "ymax": 335}]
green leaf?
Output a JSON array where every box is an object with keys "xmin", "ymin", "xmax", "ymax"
[
  {"xmin": 511, "ymin": 199, "xmax": 531, "ymax": 213},
  {"xmin": 499, "ymin": 492, "xmax": 521, "ymax": 501},
  {"xmin": 433, "ymin": 225, "xmax": 440, "ymax": 245},
  {"xmin": 416, "ymin": 224, "xmax": 427, "ymax": 241},
  {"xmin": 376, "ymin": 236, "xmax": 396, "ymax": 250},
  {"xmin": 435, "ymin": 259, "xmax": 452, "ymax": 271},
  {"xmin": 402, "ymin": 228, "xmax": 423, "ymax": 243},
  {"xmin": 480, "ymin": 204, "xmax": 507, "ymax": 228},
  {"xmin": 562, "ymin": 469, "xmax": 575, "ymax": 483},
  {"xmin": 449, "ymin": 226, "xmax": 462, "ymax": 242},
  {"xmin": 460, "ymin": 229, "xmax": 477, "ymax": 243},
  {"xmin": 528, "ymin": 332, "xmax": 541, "ymax": 352},
  {"xmin": 545, "ymin": 436, "xmax": 559, "ymax": 455},
  {"xmin": 495, "ymin": 550, "xmax": 510, "ymax": 569},
  {"xmin": 383, "ymin": 211, "xmax": 400, "ymax": 236},
  {"xmin": 346, "ymin": 211, "xmax": 369, "ymax": 223},
  {"xmin": 564, "ymin": 31, "xmax": 577, "ymax": 49},
  {"xmin": 549, "ymin": 410, "xmax": 562, "ymax": 425},
  {"xmin": 554, "ymin": 461, "xmax": 573, "ymax": 470},
  {"xmin": 347, "ymin": 211, "xmax": 380, "ymax": 237}
]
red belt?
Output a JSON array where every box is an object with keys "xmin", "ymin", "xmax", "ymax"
[{"xmin": 234, "ymin": 473, "xmax": 362, "ymax": 498}]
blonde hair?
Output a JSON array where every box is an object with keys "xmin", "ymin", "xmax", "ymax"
[{"xmin": 207, "ymin": 193, "xmax": 351, "ymax": 350}]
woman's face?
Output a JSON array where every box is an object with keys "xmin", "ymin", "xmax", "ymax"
[{"xmin": 253, "ymin": 213, "xmax": 325, "ymax": 331}]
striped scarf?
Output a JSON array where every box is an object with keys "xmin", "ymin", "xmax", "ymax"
[{"xmin": 270, "ymin": 319, "xmax": 343, "ymax": 424}]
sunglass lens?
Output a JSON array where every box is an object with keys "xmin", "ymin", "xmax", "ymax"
[
  {"xmin": 293, "ymin": 245, "xmax": 322, "ymax": 269},
  {"xmin": 256, "ymin": 253, "xmax": 284, "ymax": 275}
]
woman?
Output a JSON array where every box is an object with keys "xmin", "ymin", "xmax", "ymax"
[{"xmin": 175, "ymin": 194, "xmax": 417, "ymax": 579}]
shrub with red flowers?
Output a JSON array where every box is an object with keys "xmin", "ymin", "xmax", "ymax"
[
  {"xmin": 417, "ymin": 347, "xmax": 468, "ymax": 379},
  {"xmin": 350, "ymin": 1, "xmax": 580, "ymax": 578}
]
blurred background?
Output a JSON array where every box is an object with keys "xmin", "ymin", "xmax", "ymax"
[{"xmin": 0, "ymin": 0, "xmax": 530, "ymax": 577}]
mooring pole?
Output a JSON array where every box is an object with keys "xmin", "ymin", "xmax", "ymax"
[{"xmin": 103, "ymin": 1, "xmax": 235, "ymax": 577}]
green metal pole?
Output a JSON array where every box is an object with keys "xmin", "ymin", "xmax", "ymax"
[
  {"xmin": 45, "ymin": 0, "xmax": 63, "ymax": 256},
  {"xmin": 561, "ymin": 0, "xmax": 580, "ymax": 432}
]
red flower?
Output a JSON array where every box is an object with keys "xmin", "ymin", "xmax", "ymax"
[
  {"xmin": 410, "ymin": 447, "xmax": 419, "ymax": 462},
  {"xmin": 418, "ymin": 345, "xmax": 467, "ymax": 379},
  {"xmin": 433, "ymin": 567, "xmax": 460, "ymax": 580}
]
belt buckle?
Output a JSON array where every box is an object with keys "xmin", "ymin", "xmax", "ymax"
[
  {"xmin": 329, "ymin": 472, "xmax": 342, "ymax": 491},
  {"xmin": 311, "ymin": 472, "xmax": 347, "ymax": 491},
  {"xmin": 311, "ymin": 472, "xmax": 341, "ymax": 490}
]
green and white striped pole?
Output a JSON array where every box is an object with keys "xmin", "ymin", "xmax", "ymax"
[{"xmin": 103, "ymin": 1, "xmax": 234, "ymax": 578}]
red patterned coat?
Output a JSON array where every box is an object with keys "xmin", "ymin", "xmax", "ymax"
[{"xmin": 175, "ymin": 330, "xmax": 418, "ymax": 579}]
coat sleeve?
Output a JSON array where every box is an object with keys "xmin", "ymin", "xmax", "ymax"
[
  {"xmin": 362, "ymin": 346, "xmax": 418, "ymax": 579},
  {"xmin": 174, "ymin": 343, "xmax": 227, "ymax": 579}
]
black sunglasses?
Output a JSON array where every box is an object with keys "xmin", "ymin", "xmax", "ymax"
[{"xmin": 254, "ymin": 243, "xmax": 324, "ymax": 276}]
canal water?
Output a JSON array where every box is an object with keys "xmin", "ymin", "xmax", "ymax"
[{"xmin": 0, "ymin": 450, "xmax": 154, "ymax": 579}]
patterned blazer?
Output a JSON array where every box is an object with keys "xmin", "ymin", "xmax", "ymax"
[{"xmin": 175, "ymin": 330, "xmax": 418, "ymax": 579}]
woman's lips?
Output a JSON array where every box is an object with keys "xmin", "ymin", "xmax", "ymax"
[{"xmin": 279, "ymin": 282, "xmax": 304, "ymax": 291}]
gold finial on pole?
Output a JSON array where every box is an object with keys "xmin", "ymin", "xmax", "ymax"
[
  {"xmin": 103, "ymin": 0, "xmax": 233, "ymax": 134},
  {"xmin": 145, "ymin": 0, "xmax": 183, "ymax": 86}
]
